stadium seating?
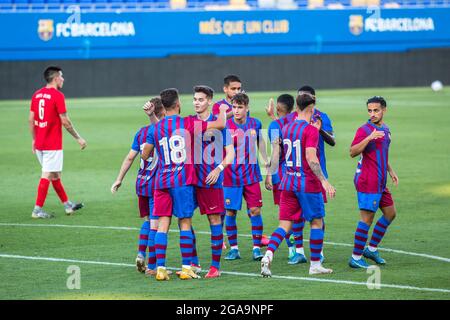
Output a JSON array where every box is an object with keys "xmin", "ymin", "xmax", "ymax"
[
  {"xmin": 0, "ymin": 0, "xmax": 448, "ymax": 12},
  {"xmin": 0, "ymin": 0, "xmax": 13, "ymax": 10},
  {"xmin": 61, "ymin": 0, "xmax": 82, "ymax": 10}
]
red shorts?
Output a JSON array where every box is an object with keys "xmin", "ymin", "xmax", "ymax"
[
  {"xmin": 138, "ymin": 195, "xmax": 150, "ymax": 218},
  {"xmin": 196, "ymin": 187, "xmax": 225, "ymax": 215},
  {"xmin": 245, "ymin": 183, "xmax": 263, "ymax": 209},
  {"xmin": 272, "ymin": 183, "xmax": 282, "ymax": 205},
  {"xmin": 380, "ymin": 188, "xmax": 395, "ymax": 208},
  {"xmin": 224, "ymin": 182, "xmax": 263, "ymax": 211},
  {"xmin": 278, "ymin": 191, "xmax": 302, "ymax": 222},
  {"xmin": 153, "ymin": 186, "xmax": 196, "ymax": 219}
]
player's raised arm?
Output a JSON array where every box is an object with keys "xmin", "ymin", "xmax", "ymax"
[
  {"xmin": 265, "ymin": 98, "xmax": 278, "ymax": 120},
  {"xmin": 29, "ymin": 110, "xmax": 36, "ymax": 153},
  {"xmin": 111, "ymin": 150, "xmax": 139, "ymax": 193},
  {"xmin": 59, "ymin": 113, "xmax": 87, "ymax": 150},
  {"xmin": 306, "ymin": 147, "xmax": 336, "ymax": 199},
  {"xmin": 350, "ymin": 128, "xmax": 384, "ymax": 158},
  {"xmin": 206, "ymin": 104, "xmax": 227, "ymax": 131},
  {"xmin": 143, "ymin": 101, "xmax": 159, "ymax": 124}
]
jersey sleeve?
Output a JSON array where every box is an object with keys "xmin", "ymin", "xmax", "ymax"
[
  {"xmin": 256, "ymin": 118, "xmax": 263, "ymax": 131},
  {"xmin": 351, "ymin": 127, "xmax": 369, "ymax": 146},
  {"xmin": 212, "ymin": 103, "xmax": 220, "ymax": 115},
  {"xmin": 320, "ymin": 112, "xmax": 333, "ymax": 133},
  {"xmin": 268, "ymin": 120, "xmax": 281, "ymax": 143},
  {"xmin": 55, "ymin": 92, "xmax": 67, "ymax": 114},
  {"xmin": 305, "ymin": 126, "xmax": 319, "ymax": 149},
  {"xmin": 131, "ymin": 131, "xmax": 140, "ymax": 151},
  {"xmin": 146, "ymin": 124, "xmax": 155, "ymax": 145}
]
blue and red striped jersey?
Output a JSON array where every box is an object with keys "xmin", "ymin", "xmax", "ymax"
[
  {"xmin": 212, "ymin": 99, "xmax": 232, "ymax": 116},
  {"xmin": 351, "ymin": 121, "xmax": 391, "ymax": 193},
  {"xmin": 268, "ymin": 112, "xmax": 298, "ymax": 184},
  {"xmin": 279, "ymin": 119, "xmax": 322, "ymax": 193},
  {"xmin": 188, "ymin": 113, "xmax": 232, "ymax": 189},
  {"xmin": 212, "ymin": 98, "xmax": 250, "ymax": 117},
  {"xmin": 224, "ymin": 117, "xmax": 263, "ymax": 187},
  {"xmin": 312, "ymin": 108, "xmax": 333, "ymax": 179},
  {"xmin": 146, "ymin": 115, "xmax": 207, "ymax": 189},
  {"xmin": 131, "ymin": 125, "xmax": 158, "ymax": 196}
]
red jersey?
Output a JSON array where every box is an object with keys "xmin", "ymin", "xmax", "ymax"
[{"xmin": 30, "ymin": 87, "xmax": 67, "ymax": 150}]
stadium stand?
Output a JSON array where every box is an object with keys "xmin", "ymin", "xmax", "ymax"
[{"xmin": 0, "ymin": 0, "xmax": 448, "ymax": 11}]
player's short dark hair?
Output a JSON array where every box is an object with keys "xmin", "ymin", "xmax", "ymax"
[
  {"xmin": 277, "ymin": 94, "xmax": 295, "ymax": 113},
  {"xmin": 44, "ymin": 66, "xmax": 62, "ymax": 83},
  {"xmin": 296, "ymin": 92, "xmax": 316, "ymax": 111},
  {"xmin": 194, "ymin": 85, "xmax": 214, "ymax": 99},
  {"xmin": 149, "ymin": 97, "xmax": 164, "ymax": 118},
  {"xmin": 298, "ymin": 85, "xmax": 316, "ymax": 97},
  {"xmin": 159, "ymin": 88, "xmax": 179, "ymax": 110},
  {"xmin": 367, "ymin": 96, "xmax": 387, "ymax": 108},
  {"xmin": 224, "ymin": 75, "xmax": 241, "ymax": 86},
  {"xmin": 231, "ymin": 92, "xmax": 249, "ymax": 106}
]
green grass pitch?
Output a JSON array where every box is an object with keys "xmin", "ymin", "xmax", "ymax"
[{"xmin": 0, "ymin": 87, "xmax": 449, "ymax": 300}]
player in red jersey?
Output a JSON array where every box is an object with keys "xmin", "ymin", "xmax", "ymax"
[{"xmin": 29, "ymin": 66, "xmax": 86, "ymax": 218}]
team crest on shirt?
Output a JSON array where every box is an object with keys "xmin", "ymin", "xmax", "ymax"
[
  {"xmin": 250, "ymin": 129, "xmax": 257, "ymax": 136},
  {"xmin": 349, "ymin": 15, "xmax": 364, "ymax": 36},
  {"xmin": 38, "ymin": 19, "xmax": 54, "ymax": 41},
  {"xmin": 226, "ymin": 198, "xmax": 231, "ymax": 205},
  {"xmin": 373, "ymin": 200, "xmax": 377, "ymax": 208}
]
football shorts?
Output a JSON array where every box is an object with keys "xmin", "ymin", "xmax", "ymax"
[
  {"xmin": 357, "ymin": 188, "xmax": 394, "ymax": 213},
  {"xmin": 36, "ymin": 150, "xmax": 63, "ymax": 172},
  {"xmin": 224, "ymin": 183, "xmax": 263, "ymax": 211}
]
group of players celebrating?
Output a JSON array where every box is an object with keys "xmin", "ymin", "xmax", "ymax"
[{"xmin": 29, "ymin": 67, "xmax": 398, "ymax": 281}]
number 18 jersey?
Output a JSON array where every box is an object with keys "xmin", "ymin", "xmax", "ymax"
[{"xmin": 146, "ymin": 114, "xmax": 207, "ymax": 189}]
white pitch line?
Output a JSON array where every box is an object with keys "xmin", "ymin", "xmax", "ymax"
[
  {"xmin": 0, "ymin": 253, "xmax": 449, "ymax": 294},
  {"xmin": 1, "ymin": 222, "xmax": 449, "ymax": 263}
]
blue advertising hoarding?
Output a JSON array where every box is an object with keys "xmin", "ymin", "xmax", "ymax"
[{"xmin": 1, "ymin": 8, "xmax": 449, "ymax": 60}]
